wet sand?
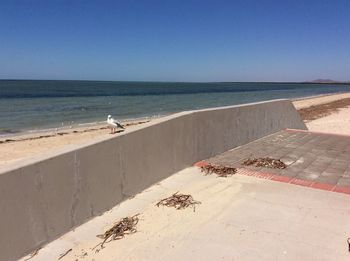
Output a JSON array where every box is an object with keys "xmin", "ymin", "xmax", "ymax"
[{"xmin": 1, "ymin": 92, "xmax": 350, "ymax": 168}]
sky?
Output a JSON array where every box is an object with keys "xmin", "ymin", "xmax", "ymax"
[{"xmin": 0, "ymin": 0, "xmax": 350, "ymax": 82}]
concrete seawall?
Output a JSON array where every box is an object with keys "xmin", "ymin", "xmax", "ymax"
[{"xmin": 0, "ymin": 99, "xmax": 306, "ymax": 261}]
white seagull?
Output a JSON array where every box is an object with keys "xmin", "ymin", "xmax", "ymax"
[{"xmin": 107, "ymin": 115, "xmax": 125, "ymax": 134}]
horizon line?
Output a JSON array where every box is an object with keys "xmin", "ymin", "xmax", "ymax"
[{"xmin": 1, "ymin": 78, "xmax": 350, "ymax": 84}]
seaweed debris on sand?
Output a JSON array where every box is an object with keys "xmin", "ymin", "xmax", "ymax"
[
  {"xmin": 94, "ymin": 214, "xmax": 139, "ymax": 249},
  {"xmin": 243, "ymin": 157, "xmax": 287, "ymax": 169},
  {"xmin": 200, "ymin": 164, "xmax": 237, "ymax": 177},
  {"xmin": 156, "ymin": 192, "xmax": 201, "ymax": 211}
]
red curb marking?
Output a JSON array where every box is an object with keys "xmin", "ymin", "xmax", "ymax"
[
  {"xmin": 252, "ymin": 174, "xmax": 274, "ymax": 180},
  {"xmin": 193, "ymin": 161, "xmax": 209, "ymax": 167},
  {"xmin": 333, "ymin": 186, "xmax": 350, "ymax": 195},
  {"xmin": 250, "ymin": 172, "xmax": 275, "ymax": 180},
  {"xmin": 193, "ymin": 162, "xmax": 350, "ymax": 195},
  {"xmin": 285, "ymin": 128, "xmax": 350, "ymax": 138},
  {"xmin": 289, "ymin": 178, "xmax": 314, "ymax": 187},
  {"xmin": 239, "ymin": 169, "xmax": 350, "ymax": 195},
  {"xmin": 271, "ymin": 175, "xmax": 293, "ymax": 183},
  {"xmin": 310, "ymin": 182, "xmax": 336, "ymax": 191}
]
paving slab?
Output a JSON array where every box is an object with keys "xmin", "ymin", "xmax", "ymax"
[{"xmin": 204, "ymin": 129, "xmax": 350, "ymax": 192}]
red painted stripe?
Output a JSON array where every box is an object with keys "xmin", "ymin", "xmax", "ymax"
[
  {"xmin": 289, "ymin": 178, "xmax": 314, "ymax": 187},
  {"xmin": 193, "ymin": 162, "xmax": 350, "ymax": 195},
  {"xmin": 270, "ymin": 175, "xmax": 294, "ymax": 183},
  {"xmin": 310, "ymin": 182, "xmax": 336, "ymax": 191},
  {"xmin": 237, "ymin": 169, "xmax": 350, "ymax": 195},
  {"xmin": 333, "ymin": 186, "xmax": 350, "ymax": 195},
  {"xmin": 193, "ymin": 161, "xmax": 209, "ymax": 167}
]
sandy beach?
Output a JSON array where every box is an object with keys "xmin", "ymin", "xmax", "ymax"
[
  {"xmin": 1, "ymin": 92, "xmax": 350, "ymax": 168},
  {"xmin": 292, "ymin": 92, "xmax": 350, "ymax": 109},
  {"xmin": 0, "ymin": 119, "xmax": 150, "ymax": 168},
  {"xmin": 294, "ymin": 92, "xmax": 350, "ymax": 134}
]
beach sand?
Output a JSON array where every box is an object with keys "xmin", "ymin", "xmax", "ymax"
[
  {"xmin": 294, "ymin": 92, "xmax": 350, "ymax": 134},
  {"xmin": 303, "ymin": 106, "xmax": 350, "ymax": 134},
  {"xmin": 0, "ymin": 120, "xmax": 150, "ymax": 168},
  {"xmin": 293, "ymin": 92, "xmax": 350, "ymax": 109},
  {"xmin": 1, "ymin": 92, "xmax": 350, "ymax": 168}
]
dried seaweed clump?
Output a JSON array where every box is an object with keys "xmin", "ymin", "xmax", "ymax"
[
  {"xmin": 156, "ymin": 192, "xmax": 201, "ymax": 211},
  {"xmin": 243, "ymin": 157, "xmax": 286, "ymax": 169},
  {"xmin": 200, "ymin": 164, "xmax": 237, "ymax": 177},
  {"xmin": 95, "ymin": 214, "xmax": 139, "ymax": 249}
]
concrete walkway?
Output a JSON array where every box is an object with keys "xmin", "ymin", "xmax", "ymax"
[
  {"xmin": 21, "ymin": 164, "xmax": 350, "ymax": 260},
  {"xmin": 204, "ymin": 129, "xmax": 350, "ymax": 193}
]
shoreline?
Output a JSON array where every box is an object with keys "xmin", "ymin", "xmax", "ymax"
[
  {"xmin": 0, "ymin": 119, "xmax": 150, "ymax": 145},
  {"xmin": 0, "ymin": 114, "xmax": 164, "ymax": 140},
  {"xmin": 1, "ymin": 91, "xmax": 350, "ymax": 168},
  {"xmin": 2, "ymin": 91, "xmax": 349, "ymax": 141}
]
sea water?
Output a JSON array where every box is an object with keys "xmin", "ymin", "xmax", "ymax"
[{"xmin": 1, "ymin": 80, "xmax": 350, "ymax": 135}]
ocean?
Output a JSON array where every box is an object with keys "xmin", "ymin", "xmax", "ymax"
[{"xmin": 1, "ymin": 80, "xmax": 350, "ymax": 136}]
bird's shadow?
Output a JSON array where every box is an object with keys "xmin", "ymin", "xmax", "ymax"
[{"xmin": 111, "ymin": 129, "xmax": 125, "ymax": 134}]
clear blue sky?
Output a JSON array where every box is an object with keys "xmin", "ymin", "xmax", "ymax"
[{"xmin": 1, "ymin": 0, "xmax": 349, "ymax": 82}]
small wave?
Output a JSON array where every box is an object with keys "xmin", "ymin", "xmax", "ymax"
[{"xmin": 0, "ymin": 128, "xmax": 20, "ymax": 134}]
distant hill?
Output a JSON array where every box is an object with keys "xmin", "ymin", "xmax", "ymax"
[{"xmin": 308, "ymin": 79, "xmax": 350, "ymax": 84}]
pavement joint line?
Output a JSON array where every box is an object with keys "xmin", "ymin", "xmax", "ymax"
[
  {"xmin": 285, "ymin": 128, "xmax": 350, "ymax": 138},
  {"xmin": 193, "ymin": 161, "xmax": 350, "ymax": 195}
]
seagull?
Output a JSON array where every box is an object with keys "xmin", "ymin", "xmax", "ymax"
[{"xmin": 107, "ymin": 115, "xmax": 125, "ymax": 134}]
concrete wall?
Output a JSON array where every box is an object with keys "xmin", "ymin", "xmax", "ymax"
[{"xmin": 0, "ymin": 99, "xmax": 306, "ymax": 261}]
